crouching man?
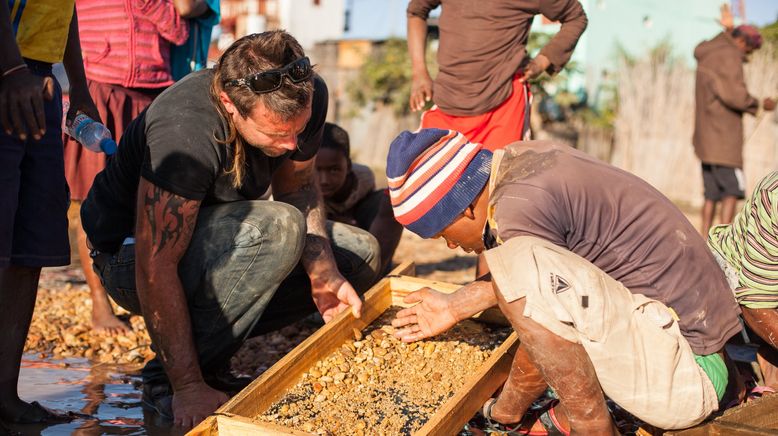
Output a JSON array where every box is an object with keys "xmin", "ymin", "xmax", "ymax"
[
  {"xmin": 80, "ymin": 31, "xmax": 380, "ymax": 429},
  {"xmin": 708, "ymin": 171, "xmax": 778, "ymax": 389},
  {"xmin": 387, "ymin": 129, "xmax": 741, "ymax": 433}
]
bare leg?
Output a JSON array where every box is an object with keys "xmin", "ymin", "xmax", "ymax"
[
  {"xmin": 741, "ymin": 307, "xmax": 778, "ymax": 389},
  {"xmin": 757, "ymin": 347, "xmax": 778, "ymax": 390},
  {"xmin": 475, "ymin": 253, "xmax": 489, "ymax": 279},
  {"xmin": 0, "ymin": 266, "xmax": 42, "ymax": 420},
  {"xmin": 487, "ymin": 344, "xmax": 549, "ymax": 423},
  {"xmin": 491, "ymin": 286, "xmax": 615, "ymax": 434},
  {"xmin": 701, "ymin": 199, "xmax": 716, "ymax": 236},
  {"xmin": 741, "ymin": 307, "xmax": 778, "ymax": 350},
  {"xmin": 719, "ymin": 196, "xmax": 738, "ymax": 226},
  {"xmin": 76, "ymin": 221, "xmax": 128, "ymax": 335}
]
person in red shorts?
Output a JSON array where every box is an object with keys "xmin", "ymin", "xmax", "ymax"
[
  {"xmin": 407, "ymin": 0, "xmax": 587, "ymax": 275},
  {"xmin": 407, "ymin": 0, "xmax": 587, "ymax": 151}
]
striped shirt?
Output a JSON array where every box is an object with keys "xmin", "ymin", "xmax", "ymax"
[
  {"xmin": 8, "ymin": 0, "xmax": 75, "ymax": 63},
  {"xmin": 76, "ymin": 0, "xmax": 188, "ymax": 88},
  {"xmin": 709, "ymin": 172, "xmax": 778, "ymax": 309}
]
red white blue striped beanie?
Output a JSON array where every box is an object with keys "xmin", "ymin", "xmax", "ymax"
[{"xmin": 386, "ymin": 128, "xmax": 492, "ymax": 238}]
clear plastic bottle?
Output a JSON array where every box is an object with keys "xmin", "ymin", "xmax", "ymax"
[{"xmin": 66, "ymin": 113, "xmax": 117, "ymax": 155}]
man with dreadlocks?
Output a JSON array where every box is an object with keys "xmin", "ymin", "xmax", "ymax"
[{"xmin": 80, "ymin": 31, "xmax": 380, "ymax": 429}]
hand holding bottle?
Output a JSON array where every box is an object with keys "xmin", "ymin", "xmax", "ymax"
[{"xmin": 66, "ymin": 113, "xmax": 117, "ymax": 155}]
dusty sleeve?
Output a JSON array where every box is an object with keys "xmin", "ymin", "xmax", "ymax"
[
  {"xmin": 710, "ymin": 54, "xmax": 759, "ymax": 115},
  {"xmin": 537, "ymin": 0, "xmax": 588, "ymax": 74},
  {"xmin": 134, "ymin": 0, "xmax": 190, "ymax": 46},
  {"xmin": 407, "ymin": 0, "xmax": 440, "ymax": 19}
]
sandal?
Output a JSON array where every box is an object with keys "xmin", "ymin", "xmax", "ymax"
[{"xmin": 482, "ymin": 398, "xmax": 570, "ymax": 436}]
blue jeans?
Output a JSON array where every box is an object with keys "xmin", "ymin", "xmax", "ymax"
[{"xmin": 92, "ymin": 200, "xmax": 380, "ymax": 385}]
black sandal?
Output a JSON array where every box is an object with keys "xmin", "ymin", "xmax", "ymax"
[
  {"xmin": 482, "ymin": 398, "xmax": 524, "ymax": 435},
  {"xmin": 482, "ymin": 398, "xmax": 569, "ymax": 436}
]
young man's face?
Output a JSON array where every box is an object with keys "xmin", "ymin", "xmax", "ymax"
[
  {"xmin": 223, "ymin": 94, "xmax": 312, "ymax": 157},
  {"xmin": 434, "ymin": 201, "xmax": 488, "ymax": 254},
  {"xmin": 315, "ymin": 148, "xmax": 349, "ymax": 198}
]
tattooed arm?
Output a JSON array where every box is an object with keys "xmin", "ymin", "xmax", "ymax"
[
  {"xmin": 134, "ymin": 178, "xmax": 227, "ymax": 429},
  {"xmin": 273, "ymin": 158, "xmax": 363, "ymax": 322}
]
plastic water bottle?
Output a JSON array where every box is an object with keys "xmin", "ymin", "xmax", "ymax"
[{"xmin": 67, "ymin": 113, "xmax": 117, "ymax": 155}]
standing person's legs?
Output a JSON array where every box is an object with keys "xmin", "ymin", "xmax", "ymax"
[
  {"xmin": 701, "ymin": 163, "xmax": 720, "ymax": 236},
  {"xmin": 717, "ymin": 166, "xmax": 745, "ymax": 225},
  {"xmin": 65, "ymin": 82, "xmax": 160, "ymax": 334},
  {"xmin": 0, "ymin": 66, "xmax": 71, "ymax": 423}
]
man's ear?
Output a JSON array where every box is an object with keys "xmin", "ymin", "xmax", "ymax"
[
  {"xmin": 220, "ymin": 91, "xmax": 238, "ymax": 116},
  {"xmin": 463, "ymin": 204, "xmax": 476, "ymax": 220}
]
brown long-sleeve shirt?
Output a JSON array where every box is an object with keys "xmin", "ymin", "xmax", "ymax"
[
  {"xmin": 407, "ymin": 0, "xmax": 587, "ymax": 116},
  {"xmin": 693, "ymin": 32, "xmax": 759, "ymax": 168}
]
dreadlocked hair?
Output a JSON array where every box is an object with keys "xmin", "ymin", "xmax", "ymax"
[{"xmin": 210, "ymin": 30, "xmax": 314, "ymax": 188}]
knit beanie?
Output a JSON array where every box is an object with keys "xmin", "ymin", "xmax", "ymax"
[
  {"xmin": 734, "ymin": 25, "xmax": 763, "ymax": 49},
  {"xmin": 386, "ymin": 129, "xmax": 492, "ymax": 238}
]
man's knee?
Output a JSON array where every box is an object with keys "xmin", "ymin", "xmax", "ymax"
[
  {"xmin": 193, "ymin": 201, "xmax": 306, "ymax": 260},
  {"xmin": 330, "ymin": 222, "xmax": 381, "ymax": 290}
]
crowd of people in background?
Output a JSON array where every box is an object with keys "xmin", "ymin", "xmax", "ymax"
[{"xmin": 2, "ymin": 0, "xmax": 778, "ymax": 434}]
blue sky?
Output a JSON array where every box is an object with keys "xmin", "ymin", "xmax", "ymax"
[{"xmin": 748, "ymin": 0, "xmax": 778, "ymax": 26}]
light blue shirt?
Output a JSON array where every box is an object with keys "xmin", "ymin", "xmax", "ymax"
[{"xmin": 170, "ymin": 0, "xmax": 220, "ymax": 81}]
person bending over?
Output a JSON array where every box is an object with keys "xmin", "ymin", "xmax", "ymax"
[
  {"xmin": 709, "ymin": 171, "xmax": 778, "ymax": 389},
  {"xmin": 81, "ymin": 31, "xmax": 380, "ymax": 429},
  {"xmin": 387, "ymin": 129, "xmax": 741, "ymax": 433}
]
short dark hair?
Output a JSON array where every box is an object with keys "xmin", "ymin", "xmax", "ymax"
[{"xmin": 321, "ymin": 122, "xmax": 350, "ymax": 160}]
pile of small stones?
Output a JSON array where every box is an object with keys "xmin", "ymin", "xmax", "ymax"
[
  {"xmin": 24, "ymin": 283, "xmax": 153, "ymax": 365},
  {"xmin": 259, "ymin": 307, "xmax": 511, "ymax": 435}
]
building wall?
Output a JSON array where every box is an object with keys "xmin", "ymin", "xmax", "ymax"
[
  {"xmin": 278, "ymin": 0, "xmax": 346, "ymax": 49},
  {"xmin": 534, "ymin": 0, "xmax": 723, "ymax": 95}
]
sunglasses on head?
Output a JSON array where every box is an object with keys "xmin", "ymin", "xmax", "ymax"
[{"xmin": 225, "ymin": 57, "xmax": 312, "ymax": 94}]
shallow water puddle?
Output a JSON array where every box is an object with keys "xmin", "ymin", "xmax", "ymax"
[{"xmin": 15, "ymin": 354, "xmax": 178, "ymax": 435}]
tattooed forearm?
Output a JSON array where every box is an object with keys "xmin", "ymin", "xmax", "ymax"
[
  {"xmin": 141, "ymin": 183, "xmax": 200, "ymax": 256},
  {"xmin": 303, "ymin": 234, "xmax": 329, "ymax": 263},
  {"xmin": 274, "ymin": 162, "xmax": 335, "ymax": 271}
]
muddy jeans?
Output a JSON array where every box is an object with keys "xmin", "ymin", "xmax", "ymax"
[{"xmin": 91, "ymin": 201, "xmax": 380, "ymax": 386}]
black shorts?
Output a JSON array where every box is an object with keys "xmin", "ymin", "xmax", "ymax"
[
  {"xmin": 0, "ymin": 60, "xmax": 70, "ymax": 268},
  {"xmin": 701, "ymin": 163, "xmax": 745, "ymax": 201}
]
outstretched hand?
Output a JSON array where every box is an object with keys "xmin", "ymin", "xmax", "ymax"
[
  {"xmin": 311, "ymin": 272, "xmax": 363, "ymax": 323},
  {"xmin": 391, "ymin": 288, "xmax": 458, "ymax": 342}
]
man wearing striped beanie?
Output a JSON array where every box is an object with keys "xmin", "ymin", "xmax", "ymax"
[{"xmin": 387, "ymin": 129, "xmax": 742, "ymax": 433}]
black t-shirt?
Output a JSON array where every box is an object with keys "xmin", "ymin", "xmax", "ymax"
[{"xmin": 82, "ymin": 69, "xmax": 329, "ymax": 253}]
